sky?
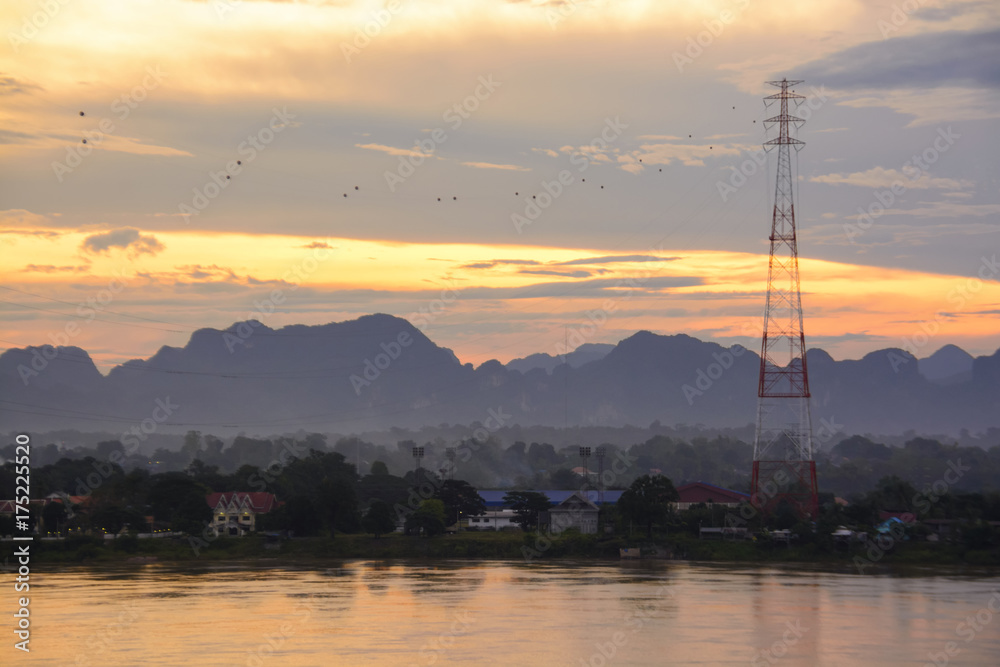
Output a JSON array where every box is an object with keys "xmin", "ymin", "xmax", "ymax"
[{"xmin": 1, "ymin": 0, "xmax": 999, "ymax": 371}]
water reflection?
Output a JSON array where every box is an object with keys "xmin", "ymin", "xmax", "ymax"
[{"xmin": 6, "ymin": 560, "xmax": 999, "ymax": 666}]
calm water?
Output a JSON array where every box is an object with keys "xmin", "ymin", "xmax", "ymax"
[{"xmin": 4, "ymin": 560, "xmax": 999, "ymax": 666}]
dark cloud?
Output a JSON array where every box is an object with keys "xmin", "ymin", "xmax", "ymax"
[
  {"xmin": 300, "ymin": 241, "xmax": 335, "ymax": 249},
  {"xmin": 915, "ymin": 2, "xmax": 989, "ymax": 22},
  {"xmin": 519, "ymin": 269, "xmax": 593, "ymax": 278},
  {"xmin": 460, "ymin": 259, "xmax": 542, "ymax": 270},
  {"xmin": 554, "ymin": 254, "xmax": 681, "ymax": 266},
  {"xmin": 795, "ymin": 29, "xmax": 1000, "ymax": 90},
  {"xmin": 0, "ymin": 75, "xmax": 41, "ymax": 96},
  {"xmin": 81, "ymin": 228, "xmax": 164, "ymax": 256},
  {"xmin": 23, "ymin": 264, "xmax": 89, "ymax": 273}
]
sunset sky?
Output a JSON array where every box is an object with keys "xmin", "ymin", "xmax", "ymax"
[{"xmin": 1, "ymin": 0, "xmax": 999, "ymax": 370}]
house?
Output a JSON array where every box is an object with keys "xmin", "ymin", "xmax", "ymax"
[
  {"xmin": 477, "ymin": 489, "xmax": 624, "ymax": 508},
  {"xmin": 544, "ymin": 491, "xmax": 600, "ymax": 535},
  {"xmin": 466, "ymin": 509, "xmax": 519, "ymax": 530},
  {"xmin": 674, "ymin": 482, "xmax": 750, "ymax": 511},
  {"xmin": 205, "ymin": 492, "xmax": 278, "ymax": 537}
]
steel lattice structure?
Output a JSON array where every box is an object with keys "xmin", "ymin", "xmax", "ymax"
[{"xmin": 751, "ymin": 78, "xmax": 818, "ymax": 520}]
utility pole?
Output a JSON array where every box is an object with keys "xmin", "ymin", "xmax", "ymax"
[{"xmin": 751, "ymin": 78, "xmax": 819, "ymax": 520}]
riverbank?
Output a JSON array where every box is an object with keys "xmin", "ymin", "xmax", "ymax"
[{"xmin": 22, "ymin": 531, "xmax": 1000, "ymax": 568}]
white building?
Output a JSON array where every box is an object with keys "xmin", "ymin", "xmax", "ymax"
[{"xmin": 466, "ymin": 508, "xmax": 519, "ymax": 530}]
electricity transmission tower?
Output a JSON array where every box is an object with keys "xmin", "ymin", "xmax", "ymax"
[{"xmin": 751, "ymin": 78, "xmax": 818, "ymax": 520}]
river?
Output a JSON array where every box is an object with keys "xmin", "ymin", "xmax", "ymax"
[{"xmin": 5, "ymin": 560, "xmax": 999, "ymax": 666}]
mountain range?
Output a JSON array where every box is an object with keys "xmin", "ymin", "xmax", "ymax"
[{"xmin": 2, "ymin": 314, "xmax": 998, "ymax": 436}]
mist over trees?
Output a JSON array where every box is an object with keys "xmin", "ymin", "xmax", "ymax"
[{"xmin": 5, "ymin": 428, "xmax": 999, "ymax": 505}]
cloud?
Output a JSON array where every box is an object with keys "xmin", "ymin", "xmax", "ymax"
[
  {"xmin": 869, "ymin": 202, "xmax": 1000, "ymax": 218},
  {"xmin": 81, "ymin": 228, "xmax": 165, "ymax": 256},
  {"xmin": 22, "ymin": 264, "xmax": 90, "ymax": 273},
  {"xmin": 0, "ymin": 209, "xmax": 56, "ymax": 229},
  {"xmin": 91, "ymin": 135, "xmax": 194, "ymax": 158},
  {"xmin": 836, "ymin": 87, "xmax": 1000, "ymax": 125},
  {"xmin": 796, "ymin": 29, "xmax": 1000, "ymax": 91},
  {"xmin": 460, "ymin": 161, "xmax": 531, "ymax": 171},
  {"xmin": 555, "ymin": 255, "xmax": 680, "ymax": 266},
  {"xmin": 0, "ymin": 75, "xmax": 41, "ymax": 96},
  {"xmin": 531, "ymin": 148, "xmax": 559, "ymax": 158},
  {"xmin": 519, "ymin": 269, "xmax": 593, "ymax": 278},
  {"xmin": 811, "ymin": 167, "xmax": 970, "ymax": 190},
  {"xmin": 460, "ymin": 259, "xmax": 541, "ymax": 270},
  {"xmin": 632, "ymin": 141, "xmax": 748, "ymax": 167},
  {"xmin": 355, "ymin": 143, "xmax": 432, "ymax": 158},
  {"xmin": 300, "ymin": 241, "xmax": 335, "ymax": 249}
]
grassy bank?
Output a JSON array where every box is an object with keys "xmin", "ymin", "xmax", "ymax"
[{"xmin": 25, "ymin": 531, "xmax": 1000, "ymax": 568}]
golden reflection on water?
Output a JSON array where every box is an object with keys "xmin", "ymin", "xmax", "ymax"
[{"xmin": 3, "ymin": 561, "xmax": 998, "ymax": 666}]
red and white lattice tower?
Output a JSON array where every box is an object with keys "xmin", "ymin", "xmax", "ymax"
[{"xmin": 751, "ymin": 78, "xmax": 818, "ymax": 520}]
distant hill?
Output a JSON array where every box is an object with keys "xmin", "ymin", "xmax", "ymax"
[
  {"xmin": 918, "ymin": 344, "xmax": 975, "ymax": 385},
  {"xmin": 506, "ymin": 343, "xmax": 614, "ymax": 374},
  {"xmin": 2, "ymin": 314, "xmax": 998, "ymax": 436}
]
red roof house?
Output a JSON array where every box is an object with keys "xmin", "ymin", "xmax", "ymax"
[
  {"xmin": 675, "ymin": 482, "xmax": 750, "ymax": 510},
  {"xmin": 205, "ymin": 492, "xmax": 278, "ymax": 537}
]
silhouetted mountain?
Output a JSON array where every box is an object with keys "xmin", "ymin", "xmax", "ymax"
[
  {"xmin": 918, "ymin": 344, "xmax": 974, "ymax": 385},
  {"xmin": 2, "ymin": 315, "xmax": 998, "ymax": 436},
  {"xmin": 506, "ymin": 343, "xmax": 614, "ymax": 374}
]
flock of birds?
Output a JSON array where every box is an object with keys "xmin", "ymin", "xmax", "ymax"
[{"xmin": 74, "ymin": 103, "xmax": 759, "ymax": 201}]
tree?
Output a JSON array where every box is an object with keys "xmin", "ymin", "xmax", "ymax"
[
  {"xmin": 434, "ymin": 479, "xmax": 486, "ymax": 526},
  {"xmin": 89, "ymin": 505, "xmax": 144, "ymax": 535},
  {"xmin": 503, "ymin": 491, "xmax": 552, "ymax": 532},
  {"xmin": 362, "ymin": 499, "xmax": 396, "ymax": 538},
  {"xmin": 405, "ymin": 499, "xmax": 446, "ymax": 537},
  {"xmin": 370, "ymin": 460, "xmax": 389, "ymax": 476},
  {"xmin": 273, "ymin": 450, "xmax": 360, "ymax": 535},
  {"xmin": 146, "ymin": 474, "xmax": 212, "ymax": 533},
  {"xmin": 42, "ymin": 501, "xmax": 68, "ymax": 535},
  {"xmin": 181, "ymin": 431, "xmax": 203, "ymax": 462},
  {"xmin": 549, "ymin": 468, "xmax": 580, "ymax": 490},
  {"xmin": 618, "ymin": 474, "xmax": 679, "ymax": 538}
]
